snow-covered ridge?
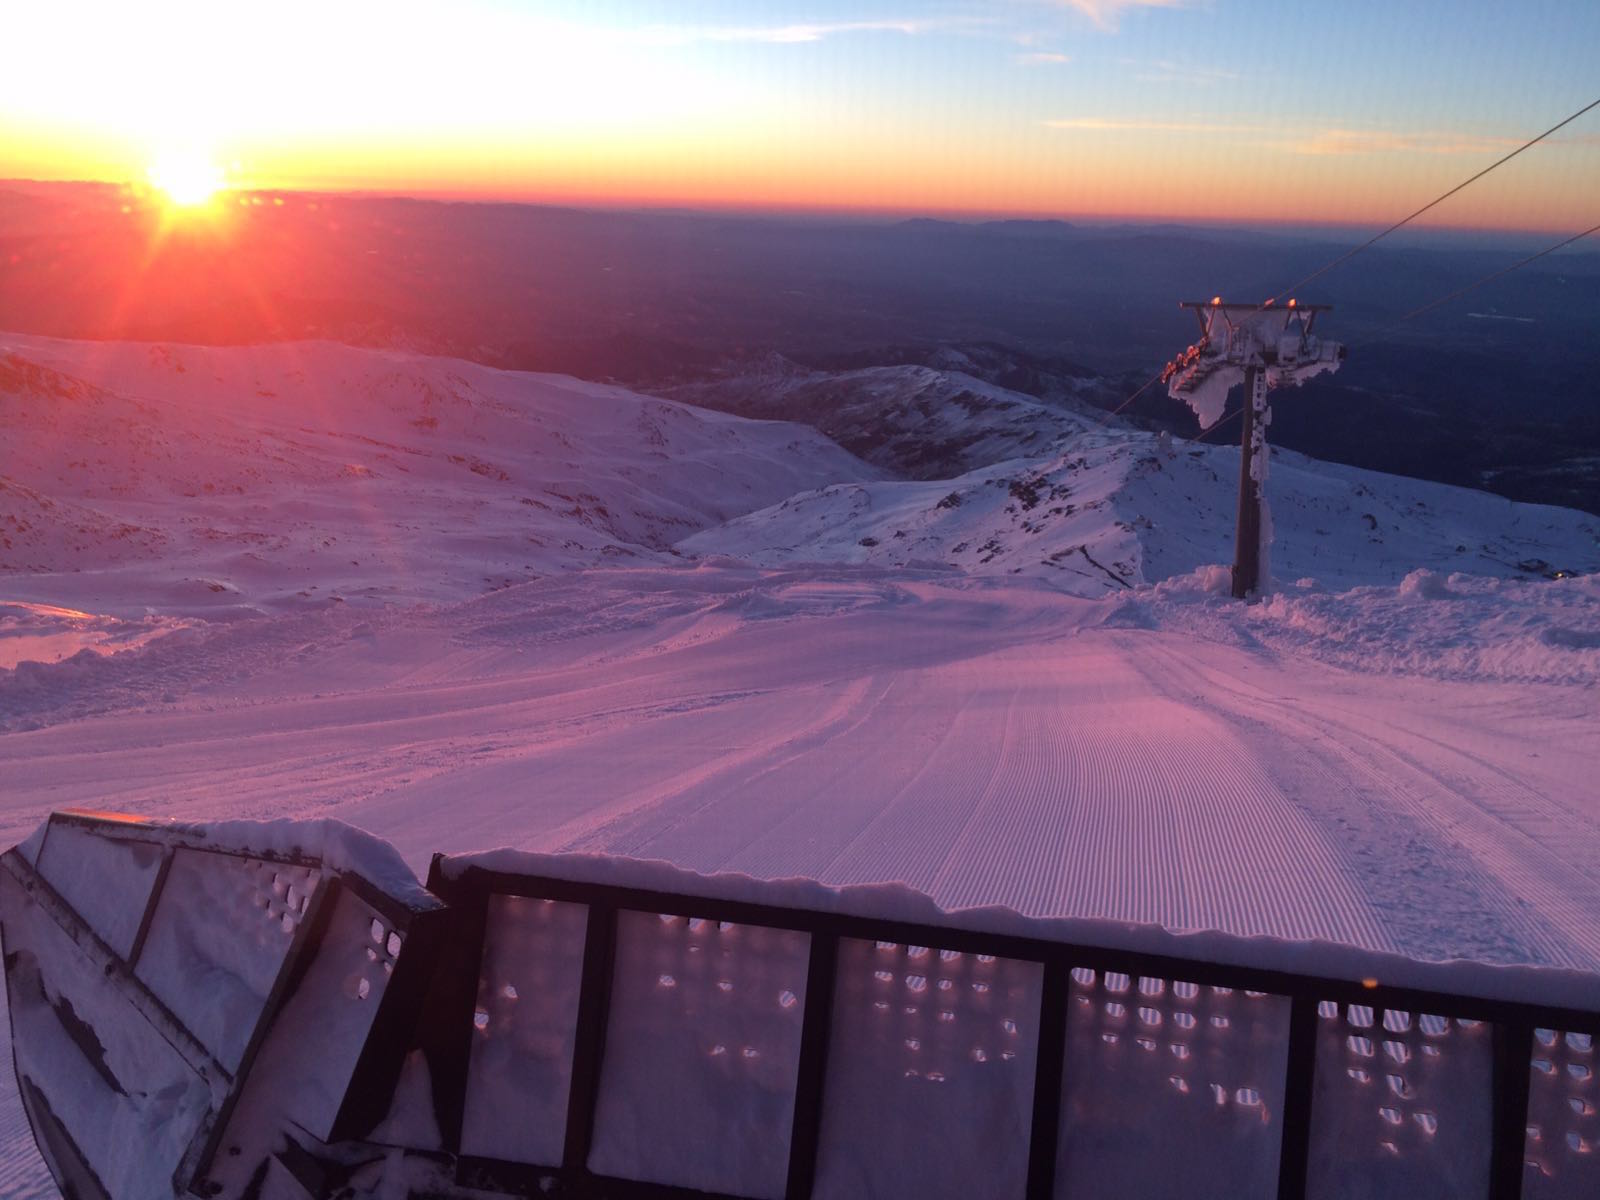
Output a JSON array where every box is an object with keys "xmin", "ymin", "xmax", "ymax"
[
  {"xmin": 0, "ymin": 334, "xmax": 881, "ymax": 614},
  {"xmin": 681, "ymin": 431, "xmax": 1599, "ymax": 596},
  {"xmin": 664, "ymin": 354, "xmax": 1100, "ymax": 479}
]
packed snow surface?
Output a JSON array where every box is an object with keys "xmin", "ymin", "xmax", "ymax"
[{"xmin": 2, "ymin": 336, "xmax": 1600, "ymax": 1195}]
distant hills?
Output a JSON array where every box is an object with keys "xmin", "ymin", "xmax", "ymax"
[{"xmin": 3, "ymin": 182, "xmax": 1597, "ymax": 512}]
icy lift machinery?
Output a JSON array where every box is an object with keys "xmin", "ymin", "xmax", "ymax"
[
  {"xmin": 1163, "ymin": 299, "xmax": 1345, "ymax": 599},
  {"xmin": 5, "ymin": 810, "xmax": 1600, "ymax": 1200}
]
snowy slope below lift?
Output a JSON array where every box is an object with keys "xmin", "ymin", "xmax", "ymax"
[{"xmin": 679, "ymin": 430, "xmax": 1600, "ymax": 596}]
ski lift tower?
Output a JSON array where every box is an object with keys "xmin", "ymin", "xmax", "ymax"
[{"xmin": 1163, "ymin": 299, "xmax": 1345, "ymax": 599}]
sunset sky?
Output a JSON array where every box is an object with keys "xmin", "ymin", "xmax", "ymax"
[{"xmin": 4, "ymin": 0, "xmax": 1597, "ymax": 230}]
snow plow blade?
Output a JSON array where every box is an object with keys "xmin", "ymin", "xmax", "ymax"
[{"xmin": 5, "ymin": 813, "xmax": 1600, "ymax": 1200}]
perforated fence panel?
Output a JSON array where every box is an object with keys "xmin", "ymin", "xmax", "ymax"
[
  {"xmin": 1055, "ymin": 970, "xmax": 1289, "ymax": 1199},
  {"xmin": 813, "ymin": 939, "xmax": 1042, "ymax": 1200},
  {"xmin": 461, "ymin": 894, "xmax": 589, "ymax": 1167},
  {"xmin": 1523, "ymin": 1028, "xmax": 1600, "ymax": 1198},
  {"xmin": 1, "ymin": 865, "xmax": 211, "ymax": 1199},
  {"xmin": 33, "ymin": 820, "xmax": 165, "ymax": 961},
  {"xmin": 589, "ymin": 913, "xmax": 811, "ymax": 1197},
  {"xmin": 1306, "ymin": 1004, "xmax": 1493, "ymax": 1200},
  {"xmin": 134, "ymin": 849, "xmax": 320, "ymax": 1072},
  {"xmin": 8, "ymin": 813, "xmax": 1600, "ymax": 1200}
]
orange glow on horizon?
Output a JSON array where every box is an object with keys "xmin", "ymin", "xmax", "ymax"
[{"xmin": 4, "ymin": 113, "xmax": 1593, "ymax": 236}]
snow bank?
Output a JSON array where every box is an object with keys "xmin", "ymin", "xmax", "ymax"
[
  {"xmin": 0, "ymin": 601, "xmax": 194, "ymax": 669},
  {"xmin": 1124, "ymin": 569, "xmax": 1600, "ymax": 685}
]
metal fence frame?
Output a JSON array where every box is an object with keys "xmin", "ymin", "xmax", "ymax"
[
  {"xmin": 428, "ymin": 858, "xmax": 1600, "ymax": 1200},
  {"xmin": 5, "ymin": 811, "xmax": 1595, "ymax": 1200}
]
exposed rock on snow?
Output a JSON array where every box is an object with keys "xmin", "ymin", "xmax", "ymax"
[{"xmin": 664, "ymin": 356, "xmax": 1100, "ymax": 479}]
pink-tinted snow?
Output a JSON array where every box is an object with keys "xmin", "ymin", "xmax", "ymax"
[{"xmin": 3, "ymin": 337, "xmax": 1599, "ymax": 1196}]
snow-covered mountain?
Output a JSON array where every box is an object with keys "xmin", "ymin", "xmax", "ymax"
[
  {"xmin": 682, "ymin": 430, "xmax": 1600, "ymax": 595},
  {"xmin": 5, "ymin": 333, "xmax": 1597, "ymax": 653},
  {"xmin": 663, "ymin": 354, "xmax": 1101, "ymax": 479},
  {"xmin": 0, "ymin": 335, "xmax": 881, "ymax": 613}
]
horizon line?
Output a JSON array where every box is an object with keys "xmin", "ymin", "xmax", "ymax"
[{"xmin": 2, "ymin": 175, "xmax": 1592, "ymax": 243}]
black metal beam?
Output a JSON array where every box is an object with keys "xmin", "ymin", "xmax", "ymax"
[
  {"xmin": 1490, "ymin": 1021, "xmax": 1534, "ymax": 1200},
  {"xmin": 1024, "ymin": 960, "xmax": 1069, "ymax": 1200},
  {"xmin": 563, "ymin": 903, "xmax": 619, "ymax": 1175},
  {"xmin": 420, "ymin": 859, "xmax": 489, "ymax": 1157},
  {"xmin": 784, "ymin": 932, "xmax": 838, "ymax": 1200},
  {"xmin": 126, "ymin": 846, "xmax": 173, "ymax": 968},
  {"xmin": 1274, "ymin": 994, "xmax": 1320, "ymax": 1200}
]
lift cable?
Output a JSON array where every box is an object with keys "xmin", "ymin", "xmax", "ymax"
[
  {"xmin": 1267, "ymin": 95, "xmax": 1600, "ymax": 305},
  {"xmin": 1189, "ymin": 218, "xmax": 1599, "ymax": 443},
  {"xmin": 1385, "ymin": 219, "xmax": 1600, "ymax": 328},
  {"xmin": 1080, "ymin": 97, "xmax": 1600, "ymax": 436},
  {"xmin": 1089, "ymin": 368, "xmax": 1169, "ymax": 428}
]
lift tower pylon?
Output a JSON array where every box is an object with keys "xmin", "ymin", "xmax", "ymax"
[{"xmin": 1163, "ymin": 300, "xmax": 1346, "ymax": 599}]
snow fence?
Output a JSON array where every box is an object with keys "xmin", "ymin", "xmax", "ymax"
[{"xmin": 3, "ymin": 811, "xmax": 1600, "ymax": 1200}]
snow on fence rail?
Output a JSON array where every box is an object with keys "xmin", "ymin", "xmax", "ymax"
[{"xmin": 3, "ymin": 811, "xmax": 1600, "ymax": 1199}]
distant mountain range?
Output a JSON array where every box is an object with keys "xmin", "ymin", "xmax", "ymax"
[{"xmin": 3, "ymin": 182, "xmax": 1597, "ymax": 512}]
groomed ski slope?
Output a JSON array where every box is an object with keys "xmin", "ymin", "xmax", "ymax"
[
  {"xmin": 4, "ymin": 565, "xmax": 1600, "ymax": 1191},
  {"xmin": 10, "ymin": 563, "xmax": 1594, "ymax": 962}
]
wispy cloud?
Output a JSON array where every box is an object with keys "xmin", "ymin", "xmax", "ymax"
[
  {"xmin": 1042, "ymin": 116, "xmax": 1263, "ymax": 135},
  {"xmin": 1018, "ymin": 51, "xmax": 1072, "ymax": 65},
  {"xmin": 639, "ymin": 17, "xmax": 977, "ymax": 46},
  {"xmin": 1125, "ymin": 58, "xmax": 1238, "ymax": 86},
  {"xmin": 1288, "ymin": 129, "xmax": 1522, "ymax": 156},
  {"xmin": 1052, "ymin": 0, "xmax": 1190, "ymax": 33},
  {"xmin": 1043, "ymin": 118, "xmax": 1594, "ymax": 159}
]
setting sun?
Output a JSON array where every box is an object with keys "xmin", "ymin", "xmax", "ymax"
[{"xmin": 148, "ymin": 150, "xmax": 224, "ymax": 207}]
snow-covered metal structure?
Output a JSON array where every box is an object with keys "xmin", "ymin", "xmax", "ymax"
[
  {"xmin": 5, "ymin": 811, "xmax": 1599, "ymax": 1200},
  {"xmin": 1164, "ymin": 300, "xmax": 1345, "ymax": 598}
]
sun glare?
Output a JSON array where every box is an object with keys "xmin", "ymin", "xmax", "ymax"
[{"xmin": 148, "ymin": 152, "xmax": 225, "ymax": 207}]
